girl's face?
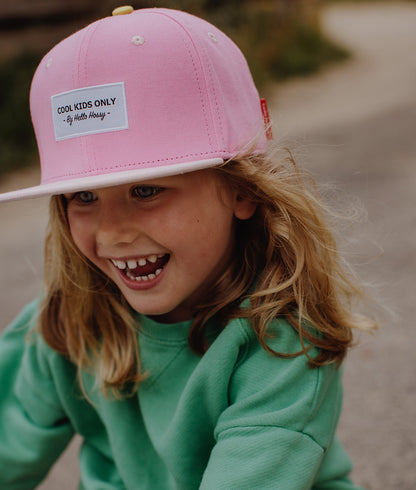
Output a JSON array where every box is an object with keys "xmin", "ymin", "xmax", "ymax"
[{"xmin": 65, "ymin": 169, "xmax": 255, "ymax": 323}]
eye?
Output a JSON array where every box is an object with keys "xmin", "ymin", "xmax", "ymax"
[
  {"xmin": 71, "ymin": 191, "xmax": 98, "ymax": 204},
  {"xmin": 132, "ymin": 186, "xmax": 162, "ymax": 199}
]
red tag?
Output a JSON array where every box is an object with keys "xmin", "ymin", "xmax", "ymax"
[{"xmin": 260, "ymin": 98, "xmax": 273, "ymax": 140}]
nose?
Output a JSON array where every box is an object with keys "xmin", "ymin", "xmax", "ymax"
[{"xmin": 95, "ymin": 198, "xmax": 140, "ymax": 249}]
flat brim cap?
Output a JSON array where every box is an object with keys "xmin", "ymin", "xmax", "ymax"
[{"xmin": 0, "ymin": 8, "xmax": 267, "ymax": 202}]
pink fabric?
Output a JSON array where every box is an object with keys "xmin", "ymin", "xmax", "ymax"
[{"xmin": 0, "ymin": 8, "xmax": 267, "ymax": 202}]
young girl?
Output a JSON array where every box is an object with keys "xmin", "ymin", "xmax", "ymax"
[{"xmin": 0, "ymin": 6, "xmax": 374, "ymax": 489}]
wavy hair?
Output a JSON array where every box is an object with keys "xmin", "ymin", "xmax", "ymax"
[{"xmin": 38, "ymin": 149, "xmax": 376, "ymax": 396}]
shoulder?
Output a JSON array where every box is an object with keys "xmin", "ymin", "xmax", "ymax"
[
  {"xmin": 0, "ymin": 300, "xmax": 41, "ymax": 403},
  {"xmin": 0, "ymin": 298, "xmax": 64, "ymax": 368},
  {"xmin": 210, "ymin": 316, "xmax": 343, "ymax": 449},
  {"xmin": 212, "ymin": 315, "xmax": 321, "ymax": 370},
  {"xmin": 0, "ymin": 299, "xmax": 41, "ymax": 360},
  {"xmin": 1, "ymin": 298, "xmax": 41, "ymax": 333},
  {"xmin": 1, "ymin": 299, "xmax": 76, "ymax": 424}
]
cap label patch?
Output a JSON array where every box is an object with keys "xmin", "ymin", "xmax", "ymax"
[
  {"xmin": 51, "ymin": 82, "xmax": 128, "ymax": 141},
  {"xmin": 260, "ymin": 98, "xmax": 273, "ymax": 141}
]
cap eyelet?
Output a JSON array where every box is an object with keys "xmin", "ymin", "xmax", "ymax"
[
  {"xmin": 208, "ymin": 32, "xmax": 218, "ymax": 43},
  {"xmin": 131, "ymin": 35, "xmax": 145, "ymax": 46},
  {"xmin": 46, "ymin": 57, "xmax": 53, "ymax": 68}
]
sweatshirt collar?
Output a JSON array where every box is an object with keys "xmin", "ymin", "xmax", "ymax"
[{"xmin": 137, "ymin": 314, "xmax": 192, "ymax": 343}]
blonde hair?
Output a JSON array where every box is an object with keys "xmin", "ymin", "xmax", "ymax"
[
  {"xmin": 40, "ymin": 196, "xmax": 144, "ymax": 395},
  {"xmin": 38, "ymin": 149, "xmax": 376, "ymax": 396}
]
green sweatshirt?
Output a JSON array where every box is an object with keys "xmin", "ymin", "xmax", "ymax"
[{"xmin": 0, "ymin": 300, "xmax": 363, "ymax": 489}]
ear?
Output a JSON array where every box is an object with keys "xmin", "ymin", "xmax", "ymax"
[{"xmin": 234, "ymin": 195, "xmax": 256, "ymax": 220}]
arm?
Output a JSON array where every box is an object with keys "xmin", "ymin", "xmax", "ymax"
[
  {"xmin": 201, "ymin": 319, "xmax": 360, "ymax": 489},
  {"xmin": 0, "ymin": 301, "xmax": 74, "ymax": 489}
]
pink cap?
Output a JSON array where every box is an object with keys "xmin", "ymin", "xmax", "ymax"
[{"xmin": 0, "ymin": 7, "xmax": 267, "ymax": 202}]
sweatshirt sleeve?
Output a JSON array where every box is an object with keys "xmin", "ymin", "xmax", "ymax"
[
  {"xmin": 0, "ymin": 300, "xmax": 74, "ymax": 489},
  {"xmin": 200, "ymin": 319, "xmax": 362, "ymax": 490}
]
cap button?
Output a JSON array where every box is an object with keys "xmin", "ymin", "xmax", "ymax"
[{"xmin": 112, "ymin": 5, "xmax": 134, "ymax": 16}]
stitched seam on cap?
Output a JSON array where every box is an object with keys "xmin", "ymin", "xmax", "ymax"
[
  {"xmin": 44, "ymin": 151, "xmax": 230, "ymax": 180},
  {"xmin": 79, "ymin": 21, "xmax": 101, "ymax": 171},
  {"xmin": 72, "ymin": 29, "xmax": 89, "ymax": 175},
  {"xmin": 193, "ymin": 27, "xmax": 224, "ymax": 150},
  {"xmin": 151, "ymin": 10, "xmax": 215, "ymax": 152}
]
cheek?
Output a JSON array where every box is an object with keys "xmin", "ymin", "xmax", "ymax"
[
  {"xmin": 184, "ymin": 206, "xmax": 235, "ymax": 260},
  {"xmin": 67, "ymin": 212, "xmax": 95, "ymax": 257}
]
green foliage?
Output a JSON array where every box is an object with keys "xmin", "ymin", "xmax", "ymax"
[
  {"xmin": 205, "ymin": 3, "xmax": 349, "ymax": 87},
  {"xmin": 0, "ymin": 53, "xmax": 39, "ymax": 175},
  {"xmin": 269, "ymin": 23, "xmax": 349, "ymax": 80}
]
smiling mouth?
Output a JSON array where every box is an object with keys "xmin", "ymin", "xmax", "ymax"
[{"xmin": 111, "ymin": 254, "xmax": 170, "ymax": 282}]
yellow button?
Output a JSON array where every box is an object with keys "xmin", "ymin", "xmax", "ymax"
[{"xmin": 112, "ymin": 5, "xmax": 134, "ymax": 16}]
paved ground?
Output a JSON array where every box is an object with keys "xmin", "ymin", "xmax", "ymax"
[
  {"xmin": 270, "ymin": 3, "xmax": 416, "ymax": 488},
  {"xmin": 1, "ymin": 2, "xmax": 415, "ymax": 489}
]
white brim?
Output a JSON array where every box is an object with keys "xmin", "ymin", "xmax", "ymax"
[{"xmin": 0, "ymin": 158, "xmax": 224, "ymax": 203}]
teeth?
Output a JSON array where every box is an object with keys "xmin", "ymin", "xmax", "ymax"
[
  {"xmin": 111, "ymin": 255, "xmax": 167, "ymax": 277},
  {"xmin": 127, "ymin": 259, "xmax": 137, "ymax": 269},
  {"xmin": 125, "ymin": 270, "xmax": 161, "ymax": 282},
  {"xmin": 111, "ymin": 259, "xmax": 127, "ymax": 269}
]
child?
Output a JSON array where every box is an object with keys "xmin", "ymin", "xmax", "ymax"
[{"xmin": 0, "ymin": 6, "xmax": 374, "ymax": 489}]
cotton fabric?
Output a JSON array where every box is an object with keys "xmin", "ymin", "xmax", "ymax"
[{"xmin": 0, "ymin": 300, "xmax": 363, "ymax": 489}]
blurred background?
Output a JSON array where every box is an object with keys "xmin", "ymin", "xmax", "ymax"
[{"xmin": 1, "ymin": 1, "xmax": 415, "ymax": 489}]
